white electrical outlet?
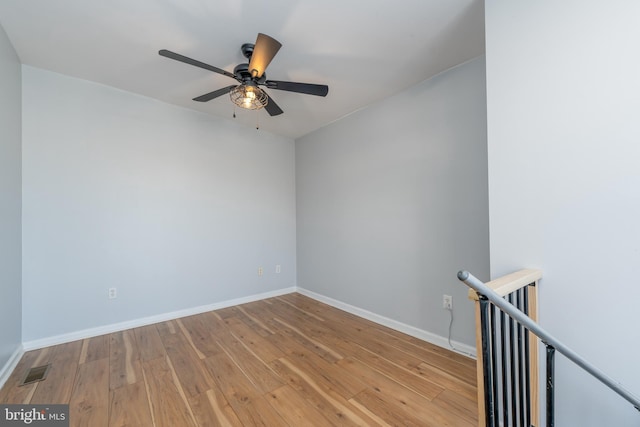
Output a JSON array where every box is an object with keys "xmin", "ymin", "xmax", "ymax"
[
  {"xmin": 258, "ymin": 267, "xmax": 264, "ymax": 276},
  {"xmin": 108, "ymin": 287, "xmax": 117, "ymax": 299},
  {"xmin": 443, "ymin": 295, "xmax": 453, "ymax": 310},
  {"xmin": 275, "ymin": 265, "xmax": 281, "ymax": 274}
]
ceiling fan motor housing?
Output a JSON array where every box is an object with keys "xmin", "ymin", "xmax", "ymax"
[{"xmin": 233, "ymin": 63, "xmax": 266, "ymax": 84}]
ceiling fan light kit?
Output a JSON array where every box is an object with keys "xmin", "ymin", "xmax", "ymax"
[
  {"xmin": 229, "ymin": 84, "xmax": 268, "ymax": 110},
  {"xmin": 159, "ymin": 33, "xmax": 328, "ymax": 117}
]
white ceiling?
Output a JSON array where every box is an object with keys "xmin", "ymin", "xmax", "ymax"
[{"xmin": 0, "ymin": 0, "xmax": 485, "ymax": 139}]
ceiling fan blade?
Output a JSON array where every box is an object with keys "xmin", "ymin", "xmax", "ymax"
[
  {"xmin": 193, "ymin": 85, "xmax": 237, "ymax": 102},
  {"xmin": 264, "ymin": 80, "xmax": 329, "ymax": 97},
  {"xmin": 264, "ymin": 94, "xmax": 284, "ymax": 116},
  {"xmin": 248, "ymin": 33, "xmax": 282, "ymax": 79},
  {"xmin": 159, "ymin": 49, "xmax": 236, "ymax": 79}
]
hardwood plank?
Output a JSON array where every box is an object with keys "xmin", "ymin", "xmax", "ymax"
[
  {"xmin": 175, "ymin": 318, "xmax": 207, "ymax": 359},
  {"xmin": 267, "ymin": 299, "xmax": 331, "ymax": 334},
  {"xmin": 268, "ymin": 332, "xmax": 367, "ymax": 399},
  {"xmin": 415, "ymin": 349, "xmax": 476, "ymax": 385},
  {"xmin": 376, "ymin": 326, "xmax": 475, "ymax": 367},
  {"xmin": 306, "ymin": 302, "xmax": 370, "ymax": 334},
  {"xmin": 278, "ymin": 293, "xmax": 332, "ymax": 318},
  {"xmin": 240, "ymin": 300, "xmax": 288, "ymax": 334},
  {"xmin": 215, "ymin": 306, "xmax": 241, "ymax": 320},
  {"xmin": 188, "ymin": 388, "xmax": 243, "ymax": 427},
  {"xmin": 371, "ymin": 331, "xmax": 477, "ymax": 385},
  {"xmin": 223, "ymin": 316, "xmax": 284, "ymax": 362},
  {"xmin": 352, "ymin": 387, "xmax": 431, "ymax": 427},
  {"xmin": 338, "ymin": 356, "xmax": 428, "ymax": 404},
  {"xmin": 161, "ymin": 330, "xmax": 214, "ymax": 398},
  {"xmin": 202, "ymin": 350, "xmax": 261, "ymax": 410},
  {"xmin": 141, "ymin": 356, "xmax": 197, "ymax": 427},
  {"xmin": 272, "ymin": 317, "xmax": 343, "ymax": 362},
  {"xmin": 234, "ymin": 305, "xmax": 276, "ymax": 336},
  {"xmin": 355, "ymin": 386, "xmax": 475, "ymax": 427},
  {"xmin": 432, "ymin": 389, "xmax": 478, "ymax": 425},
  {"xmin": 233, "ymin": 395, "xmax": 288, "ymax": 427},
  {"xmin": 177, "ymin": 315, "xmax": 225, "ymax": 358},
  {"xmin": 79, "ymin": 335, "xmax": 110, "ymax": 364},
  {"xmin": 155, "ymin": 319, "xmax": 177, "ymax": 337},
  {"xmin": 109, "ymin": 330, "xmax": 142, "ymax": 390},
  {"xmin": 323, "ymin": 315, "xmax": 477, "ymax": 385},
  {"xmin": 267, "ymin": 384, "xmax": 334, "ymax": 427},
  {"xmin": 269, "ymin": 357, "xmax": 377, "ymax": 427},
  {"xmin": 347, "ymin": 398, "xmax": 393, "ymax": 427},
  {"xmin": 338, "ymin": 357, "xmax": 473, "ymax": 427},
  {"xmin": 416, "ymin": 361, "xmax": 478, "ymax": 402},
  {"xmin": 31, "ymin": 341, "xmax": 82, "ymax": 404},
  {"xmin": 332, "ymin": 328, "xmax": 427, "ymax": 371},
  {"xmin": 275, "ymin": 296, "xmax": 327, "ymax": 322},
  {"xmin": 216, "ymin": 333, "xmax": 284, "ymax": 395},
  {"xmin": 347, "ymin": 344, "xmax": 445, "ymax": 400},
  {"xmin": 108, "ymin": 382, "xmax": 154, "ymax": 427},
  {"xmin": 69, "ymin": 358, "xmax": 109, "ymax": 427},
  {"xmin": 133, "ymin": 325, "xmax": 165, "ymax": 361}
]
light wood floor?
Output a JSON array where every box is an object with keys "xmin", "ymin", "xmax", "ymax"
[{"xmin": 0, "ymin": 293, "xmax": 477, "ymax": 426}]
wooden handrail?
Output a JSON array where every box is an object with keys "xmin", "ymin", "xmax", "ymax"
[{"xmin": 467, "ymin": 268, "xmax": 542, "ymax": 301}]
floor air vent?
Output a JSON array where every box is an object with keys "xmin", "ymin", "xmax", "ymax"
[{"xmin": 20, "ymin": 364, "xmax": 51, "ymax": 386}]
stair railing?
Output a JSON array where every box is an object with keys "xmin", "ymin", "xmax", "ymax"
[
  {"xmin": 458, "ymin": 269, "xmax": 640, "ymax": 427},
  {"xmin": 464, "ymin": 269, "xmax": 542, "ymax": 426}
]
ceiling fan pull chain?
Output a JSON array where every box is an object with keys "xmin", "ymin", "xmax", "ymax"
[
  {"xmin": 256, "ymin": 109, "xmax": 260, "ymax": 130},
  {"xmin": 233, "ymin": 105, "xmax": 236, "ymax": 118}
]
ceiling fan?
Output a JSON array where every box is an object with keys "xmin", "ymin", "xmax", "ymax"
[{"xmin": 159, "ymin": 33, "xmax": 329, "ymax": 116}]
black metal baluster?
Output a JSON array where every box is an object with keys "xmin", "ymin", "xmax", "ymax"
[
  {"xmin": 517, "ymin": 289, "xmax": 526, "ymax": 427},
  {"xmin": 479, "ymin": 296, "xmax": 495, "ymax": 427},
  {"xmin": 500, "ymin": 309, "xmax": 509, "ymax": 426},
  {"xmin": 508, "ymin": 293, "xmax": 517, "ymax": 422},
  {"xmin": 490, "ymin": 303, "xmax": 500, "ymax": 424},
  {"xmin": 546, "ymin": 344, "xmax": 556, "ymax": 427},
  {"xmin": 523, "ymin": 286, "xmax": 531, "ymax": 427}
]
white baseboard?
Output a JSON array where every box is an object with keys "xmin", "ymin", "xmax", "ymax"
[
  {"xmin": 0, "ymin": 344, "xmax": 25, "ymax": 390},
  {"xmin": 296, "ymin": 287, "xmax": 476, "ymax": 359},
  {"xmin": 21, "ymin": 284, "xmax": 476, "ymax": 361},
  {"xmin": 22, "ymin": 286, "xmax": 296, "ymax": 351}
]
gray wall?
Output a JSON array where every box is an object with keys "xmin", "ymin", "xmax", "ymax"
[
  {"xmin": 0, "ymin": 24, "xmax": 22, "ymax": 368},
  {"xmin": 486, "ymin": 2, "xmax": 640, "ymax": 425},
  {"xmin": 296, "ymin": 57, "xmax": 489, "ymax": 347},
  {"xmin": 22, "ymin": 66, "xmax": 296, "ymax": 342}
]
